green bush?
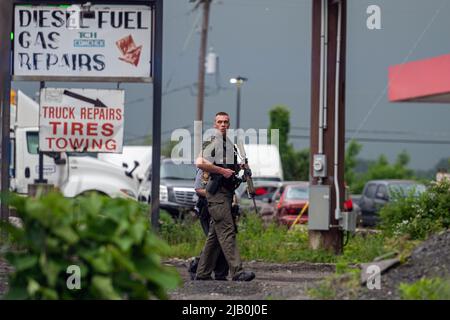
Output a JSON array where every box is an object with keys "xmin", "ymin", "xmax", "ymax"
[
  {"xmin": 399, "ymin": 277, "xmax": 450, "ymax": 300},
  {"xmin": 1, "ymin": 192, "xmax": 181, "ymax": 300},
  {"xmin": 380, "ymin": 181, "xmax": 450, "ymax": 240}
]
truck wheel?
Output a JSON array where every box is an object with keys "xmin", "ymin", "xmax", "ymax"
[{"xmin": 77, "ymin": 191, "xmax": 109, "ymax": 198}]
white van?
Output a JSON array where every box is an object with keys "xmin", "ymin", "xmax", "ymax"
[
  {"xmin": 9, "ymin": 90, "xmax": 139, "ymax": 199},
  {"xmin": 243, "ymin": 144, "xmax": 283, "ymax": 182}
]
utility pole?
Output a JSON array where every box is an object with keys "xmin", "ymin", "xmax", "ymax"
[
  {"xmin": 195, "ymin": 0, "xmax": 212, "ymax": 123},
  {"xmin": 0, "ymin": 0, "xmax": 13, "ymax": 223},
  {"xmin": 309, "ymin": 0, "xmax": 347, "ymax": 254}
]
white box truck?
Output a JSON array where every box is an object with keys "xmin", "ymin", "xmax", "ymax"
[
  {"xmin": 243, "ymin": 144, "xmax": 284, "ymax": 182},
  {"xmin": 9, "ymin": 90, "xmax": 139, "ymax": 199}
]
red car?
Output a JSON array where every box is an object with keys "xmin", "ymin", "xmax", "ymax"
[{"xmin": 276, "ymin": 183, "xmax": 309, "ymax": 226}]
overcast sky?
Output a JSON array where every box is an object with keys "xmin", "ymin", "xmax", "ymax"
[{"xmin": 13, "ymin": 0, "xmax": 450, "ymax": 170}]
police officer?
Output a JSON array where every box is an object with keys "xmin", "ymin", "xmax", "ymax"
[
  {"xmin": 188, "ymin": 168, "xmax": 229, "ymax": 280},
  {"xmin": 195, "ymin": 112, "xmax": 255, "ymax": 282}
]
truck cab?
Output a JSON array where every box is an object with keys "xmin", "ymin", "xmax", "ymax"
[{"xmin": 138, "ymin": 158, "xmax": 197, "ymax": 218}]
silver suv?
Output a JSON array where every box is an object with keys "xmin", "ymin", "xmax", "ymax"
[{"xmin": 138, "ymin": 158, "xmax": 197, "ymax": 218}]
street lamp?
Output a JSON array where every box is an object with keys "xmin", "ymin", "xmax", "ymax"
[{"xmin": 230, "ymin": 76, "xmax": 248, "ymax": 129}]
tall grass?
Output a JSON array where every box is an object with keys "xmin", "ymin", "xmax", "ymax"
[{"xmin": 159, "ymin": 212, "xmax": 392, "ymax": 264}]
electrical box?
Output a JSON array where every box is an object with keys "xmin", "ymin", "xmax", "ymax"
[
  {"xmin": 308, "ymin": 185, "xmax": 330, "ymax": 231},
  {"xmin": 340, "ymin": 211, "xmax": 357, "ymax": 232},
  {"xmin": 313, "ymin": 154, "xmax": 327, "ymax": 178},
  {"xmin": 206, "ymin": 50, "xmax": 217, "ymax": 75}
]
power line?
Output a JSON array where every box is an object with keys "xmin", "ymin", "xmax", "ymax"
[
  {"xmin": 350, "ymin": 0, "xmax": 448, "ymax": 140},
  {"xmin": 124, "ymin": 121, "xmax": 215, "ymax": 144},
  {"xmin": 289, "ymin": 134, "xmax": 450, "ymax": 145},
  {"xmin": 291, "ymin": 126, "xmax": 450, "ymax": 138},
  {"xmin": 164, "ymin": 9, "xmax": 202, "ymax": 93}
]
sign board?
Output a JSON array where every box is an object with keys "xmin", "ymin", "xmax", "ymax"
[
  {"xmin": 13, "ymin": 4, "xmax": 152, "ymax": 82},
  {"xmin": 39, "ymin": 88, "xmax": 124, "ymax": 153}
]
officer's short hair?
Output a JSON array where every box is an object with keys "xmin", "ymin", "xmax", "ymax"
[{"xmin": 215, "ymin": 112, "xmax": 229, "ymax": 118}]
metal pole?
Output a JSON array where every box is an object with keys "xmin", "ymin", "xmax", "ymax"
[
  {"xmin": 0, "ymin": 0, "xmax": 13, "ymax": 223},
  {"xmin": 36, "ymin": 81, "xmax": 48, "ymax": 184},
  {"xmin": 236, "ymin": 84, "xmax": 241, "ymax": 129},
  {"xmin": 151, "ymin": 0, "xmax": 163, "ymax": 231}
]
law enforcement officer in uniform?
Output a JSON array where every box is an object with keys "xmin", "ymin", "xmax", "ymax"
[
  {"xmin": 195, "ymin": 112, "xmax": 255, "ymax": 282},
  {"xmin": 188, "ymin": 168, "xmax": 229, "ymax": 280}
]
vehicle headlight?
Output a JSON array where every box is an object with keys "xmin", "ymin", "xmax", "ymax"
[
  {"xmin": 120, "ymin": 189, "xmax": 136, "ymax": 199},
  {"xmin": 160, "ymin": 185, "xmax": 168, "ymax": 202}
]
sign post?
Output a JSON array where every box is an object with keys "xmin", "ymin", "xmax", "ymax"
[
  {"xmin": 151, "ymin": 0, "xmax": 163, "ymax": 231},
  {"xmin": 0, "ymin": 1, "xmax": 13, "ymax": 223},
  {"xmin": 6, "ymin": 0, "xmax": 163, "ymax": 231}
]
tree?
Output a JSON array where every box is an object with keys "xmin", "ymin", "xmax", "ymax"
[
  {"xmin": 161, "ymin": 140, "xmax": 179, "ymax": 158},
  {"xmin": 352, "ymin": 151, "xmax": 415, "ymax": 194},
  {"xmin": 269, "ymin": 105, "xmax": 309, "ymax": 181},
  {"xmin": 344, "ymin": 139, "xmax": 362, "ymax": 188}
]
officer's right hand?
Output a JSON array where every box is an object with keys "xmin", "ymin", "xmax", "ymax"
[{"xmin": 221, "ymin": 168, "xmax": 235, "ymax": 179}]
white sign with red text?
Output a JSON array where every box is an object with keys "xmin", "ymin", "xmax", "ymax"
[
  {"xmin": 39, "ymin": 88, "xmax": 124, "ymax": 153},
  {"xmin": 14, "ymin": 5, "xmax": 152, "ymax": 81}
]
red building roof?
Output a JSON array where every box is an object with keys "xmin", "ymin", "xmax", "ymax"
[{"xmin": 389, "ymin": 53, "xmax": 450, "ymax": 103}]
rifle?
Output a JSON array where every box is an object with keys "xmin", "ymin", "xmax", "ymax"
[{"xmin": 236, "ymin": 141, "xmax": 258, "ymax": 215}]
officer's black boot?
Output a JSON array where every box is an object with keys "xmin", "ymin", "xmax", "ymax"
[
  {"xmin": 188, "ymin": 257, "xmax": 200, "ymax": 280},
  {"xmin": 232, "ymin": 271, "xmax": 256, "ymax": 282}
]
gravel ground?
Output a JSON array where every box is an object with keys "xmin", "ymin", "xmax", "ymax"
[
  {"xmin": 2, "ymin": 231, "xmax": 448, "ymax": 300},
  {"xmin": 349, "ymin": 230, "xmax": 450, "ymax": 300},
  {"xmin": 0, "ymin": 256, "xmax": 335, "ymax": 300},
  {"xmin": 168, "ymin": 259, "xmax": 335, "ymax": 300},
  {"xmin": 0, "ymin": 257, "xmax": 12, "ymax": 298}
]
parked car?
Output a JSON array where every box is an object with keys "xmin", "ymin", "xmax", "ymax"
[
  {"xmin": 237, "ymin": 180, "xmax": 283, "ymax": 213},
  {"xmin": 275, "ymin": 182, "xmax": 310, "ymax": 226},
  {"xmin": 358, "ymin": 180, "xmax": 426, "ymax": 227},
  {"xmin": 258, "ymin": 181, "xmax": 303, "ymax": 218},
  {"xmin": 138, "ymin": 158, "xmax": 197, "ymax": 218}
]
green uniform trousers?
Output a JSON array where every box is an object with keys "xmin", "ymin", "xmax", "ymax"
[{"xmin": 196, "ymin": 188, "xmax": 243, "ymax": 278}]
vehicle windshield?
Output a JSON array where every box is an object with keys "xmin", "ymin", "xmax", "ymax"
[
  {"xmin": 252, "ymin": 186, "xmax": 279, "ymax": 201},
  {"xmin": 285, "ymin": 186, "xmax": 309, "ymax": 200},
  {"xmin": 388, "ymin": 183, "xmax": 426, "ymax": 197},
  {"xmin": 161, "ymin": 162, "xmax": 196, "ymax": 180}
]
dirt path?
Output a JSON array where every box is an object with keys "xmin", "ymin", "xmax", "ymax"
[
  {"xmin": 0, "ymin": 257, "xmax": 334, "ymax": 300},
  {"xmin": 167, "ymin": 259, "xmax": 335, "ymax": 300}
]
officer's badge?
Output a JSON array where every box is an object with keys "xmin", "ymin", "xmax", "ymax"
[{"xmin": 202, "ymin": 171, "xmax": 210, "ymax": 184}]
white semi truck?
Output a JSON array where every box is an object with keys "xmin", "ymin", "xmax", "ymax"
[{"xmin": 9, "ymin": 90, "xmax": 139, "ymax": 199}]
